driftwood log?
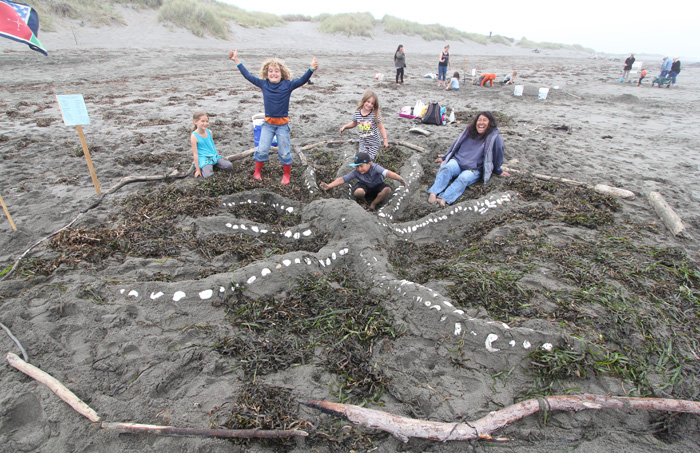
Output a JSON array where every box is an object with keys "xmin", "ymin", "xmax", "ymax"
[
  {"xmin": 648, "ymin": 191, "xmax": 686, "ymax": 236},
  {"xmin": 6, "ymin": 353, "xmax": 307, "ymax": 439},
  {"xmin": 303, "ymin": 395, "xmax": 700, "ymax": 443},
  {"xmin": 594, "ymin": 184, "xmax": 636, "ymax": 200}
]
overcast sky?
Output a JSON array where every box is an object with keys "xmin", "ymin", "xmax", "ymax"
[{"xmin": 221, "ymin": 0, "xmax": 699, "ymax": 60}]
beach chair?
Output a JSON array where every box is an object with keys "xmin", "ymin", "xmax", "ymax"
[{"xmin": 651, "ymin": 76, "xmax": 672, "ymax": 88}]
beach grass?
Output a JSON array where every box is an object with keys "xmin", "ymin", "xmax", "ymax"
[
  {"xmin": 314, "ymin": 12, "xmax": 376, "ymax": 38},
  {"xmin": 517, "ymin": 36, "xmax": 594, "ymax": 53},
  {"xmin": 158, "ymin": 0, "xmax": 283, "ymax": 38},
  {"xmin": 382, "ymin": 15, "xmax": 488, "ymax": 44}
]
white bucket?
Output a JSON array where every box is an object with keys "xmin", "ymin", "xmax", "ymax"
[
  {"xmin": 513, "ymin": 85, "xmax": 524, "ymax": 96},
  {"xmin": 251, "ymin": 113, "xmax": 277, "ymax": 147},
  {"xmin": 538, "ymin": 87, "xmax": 550, "ymax": 100}
]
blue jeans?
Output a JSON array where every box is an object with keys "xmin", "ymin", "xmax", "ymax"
[
  {"xmin": 428, "ymin": 159, "xmax": 482, "ymax": 204},
  {"xmin": 669, "ymin": 71, "xmax": 679, "ymax": 84},
  {"xmin": 438, "ymin": 65, "xmax": 448, "ymax": 81},
  {"xmin": 660, "ymin": 70, "xmax": 669, "ymax": 78},
  {"xmin": 255, "ymin": 121, "xmax": 292, "ymax": 165}
]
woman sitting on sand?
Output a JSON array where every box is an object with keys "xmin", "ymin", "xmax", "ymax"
[{"xmin": 428, "ymin": 112, "xmax": 510, "ymax": 207}]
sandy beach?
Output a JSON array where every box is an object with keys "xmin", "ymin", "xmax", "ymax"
[{"xmin": 1, "ymin": 8, "xmax": 699, "ymax": 452}]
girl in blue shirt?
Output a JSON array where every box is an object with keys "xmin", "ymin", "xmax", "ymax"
[{"xmin": 191, "ymin": 111, "xmax": 232, "ymax": 179}]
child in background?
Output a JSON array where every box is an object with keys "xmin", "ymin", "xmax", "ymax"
[
  {"xmin": 502, "ymin": 71, "xmax": 517, "ymax": 85},
  {"xmin": 229, "ymin": 48, "xmax": 318, "ymax": 184},
  {"xmin": 446, "ymin": 71, "xmax": 460, "ymax": 91},
  {"xmin": 191, "ymin": 111, "xmax": 232, "ymax": 178},
  {"xmin": 636, "ymin": 69, "xmax": 647, "ymax": 86},
  {"xmin": 320, "ymin": 152, "xmax": 408, "ymax": 211},
  {"xmin": 474, "ymin": 73, "xmax": 496, "ymax": 87},
  {"xmin": 339, "ymin": 90, "xmax": 388, "ymax": 161}
]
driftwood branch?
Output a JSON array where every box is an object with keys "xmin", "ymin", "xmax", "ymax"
[
  {"xmin": 0, "ymin": 323, "xmax": 28, "ymax": 361},
  {"xmin": 6, "ymin": 352, "xmax": 307, "ymax": 439},
  {"xmin": 7, "ymin": 352, "xmax": 101, "ymax": 423},
  {"xmin": 303, "ymin": 394, "xmax": 700, "ymax": 443},
  {"xmin": 100, "ymin": 422, "xmax": 307, "ymax": 439}
]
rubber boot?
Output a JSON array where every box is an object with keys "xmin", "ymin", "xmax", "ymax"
[
  {"xmin": 253, "ymin": 161, "xmax": 264, "ymax": 180},
  {"xmin": 281, "ymin": 164, "xmax": 292, "ymax": 185}
]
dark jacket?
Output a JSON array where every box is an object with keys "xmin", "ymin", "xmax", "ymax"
[
  {"xmin": 442, "ymin": 128, "xmax": 505, "ymax": 184},
  {"xmin": 671, "ymin": 60, "xmax": 681, "ymax": 74}
]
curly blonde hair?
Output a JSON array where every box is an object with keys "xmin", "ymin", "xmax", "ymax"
[
  {"xmin": 356, "ymin": 90, "xmax": 381, "ymax": 120},
  {"xmin": 259, "ymin": 57, "xmax": 292, "ymax": 80}
]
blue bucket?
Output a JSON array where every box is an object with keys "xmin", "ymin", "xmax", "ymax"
[{"xmin": 252, "ymin": 114, "xmax": 277, "ymax": 147}]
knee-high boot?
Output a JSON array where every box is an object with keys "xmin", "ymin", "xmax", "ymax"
[
  {"xmin": 253, "ymin": 161, "xmax": 264, "ymax": 180},
  {"xmin": 281, "ymin": 164, "xmax": 292, "ymax": 185}
]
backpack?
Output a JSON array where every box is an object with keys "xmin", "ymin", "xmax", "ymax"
[{"xmin": 421, "ymin": 102, "xmax": 442, "ymax": 125}]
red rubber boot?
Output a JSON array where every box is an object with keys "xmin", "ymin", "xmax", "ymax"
[
  {"xmin": 281, "ymin": 164, "xmax": 292, "ymax": 185},
  {"xmin": 253, "ymin": 161, "xmax": 264, "ymax": 180}
]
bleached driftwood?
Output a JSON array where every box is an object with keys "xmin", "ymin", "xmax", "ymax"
[
  {"xmin": 408, "ymin": 127, "xmax": 431, "ymax": 136},
  {"xmin": 106, "ymin": 148, "xmax": 256, "ymax": 195},
  {"xmin": 6, "ymin": 352, "xmax": 307, "ymax": 439},
  {"xmin": 7, "ymin": 352, "xmax": 101, "ymax": 423},
  {"xmin": 390, "ymin": 141, "xmax": 429, "ymax": 153},
  {"xmin": 1, "ymin": 323, "xmax": 28, "ymax": 361},
  {"xmin": 300, "ymin": 140, "xmax": 348, "ymax": 151},
  {"xmin": 304, "ymin": 395, "xmax": 700, "ymax": 443},
  {"xmin": 648, "ymin": 191, "xmax": 686, "ymax": 236},
  {"xmin": 594, "ymin": 184, "xmax": 635, "ymax": 200},
  {"xmin": 100, "ymin": 422, "xmax": 307, "ymax": 439}
]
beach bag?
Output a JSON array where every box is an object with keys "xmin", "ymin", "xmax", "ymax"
[
  {"xmin": 413, "ymin": 100, "xmax": 426, "ymax": 118},
  {"xmin": 421, "ymin": 102, "xmax": 442, "ymax": 125}
]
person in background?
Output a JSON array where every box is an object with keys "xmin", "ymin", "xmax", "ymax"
[
  {"xmin": 394, "ymin": 44, "xmax": 406, "ymax": 84},
  {"xmin": 636, "ymin": 68, "xmax": 647, "ymax": 86},
  {"xmin": 474, "ymin": 73, "xmax": 496, "ymax": 87},
  {"xmin": 660, "ymin": 57, "xmax": 672, "ymax": 78},
  {"xmin": 622, "ymin": 53, "xmax": 635, "ymax": 82},
  {"xmin": 502, "ymin": 71, "xmax": 517, "ymax": 85},
  {"xmin": 437, "ymin": 45, "xmax": 451, "ymax": 88},
  {"xmin": 446, "ymin": 71, "xmax": 460, "ymax": 91},
  {"xmin": 669, "ymin": 57, "xmax": 681, "ymax": 86}
]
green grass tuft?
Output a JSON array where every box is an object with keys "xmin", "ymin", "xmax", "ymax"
[{"xmin": 315, "ymin": 12, "xmax": 375, "ymax": 38}]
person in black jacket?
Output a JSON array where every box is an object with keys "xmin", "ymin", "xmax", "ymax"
[
  {"xmin": 669, "ymin": 57, "xmax": 681, "ymax": 86},
  {"xmin": 622, "ymin": 54, "xmax": 635, "ymax": 82}
]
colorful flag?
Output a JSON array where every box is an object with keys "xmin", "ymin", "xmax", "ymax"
[{"xmin": 1, "ymin": 0, "xmax": 47, "ymax": 55}]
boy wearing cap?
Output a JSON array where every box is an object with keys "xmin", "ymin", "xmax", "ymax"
[{"xmin": 320, "ymin": 152, "xmax": 408, "ymax": 211}]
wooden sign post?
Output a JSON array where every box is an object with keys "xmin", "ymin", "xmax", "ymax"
[
  {"xmin": 56, "ymin": 94, "xmax": 101, "ymax": 195},
  {"xmin": 0, "ymin": 193, "xmax": 17, "ymax": 231}
]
